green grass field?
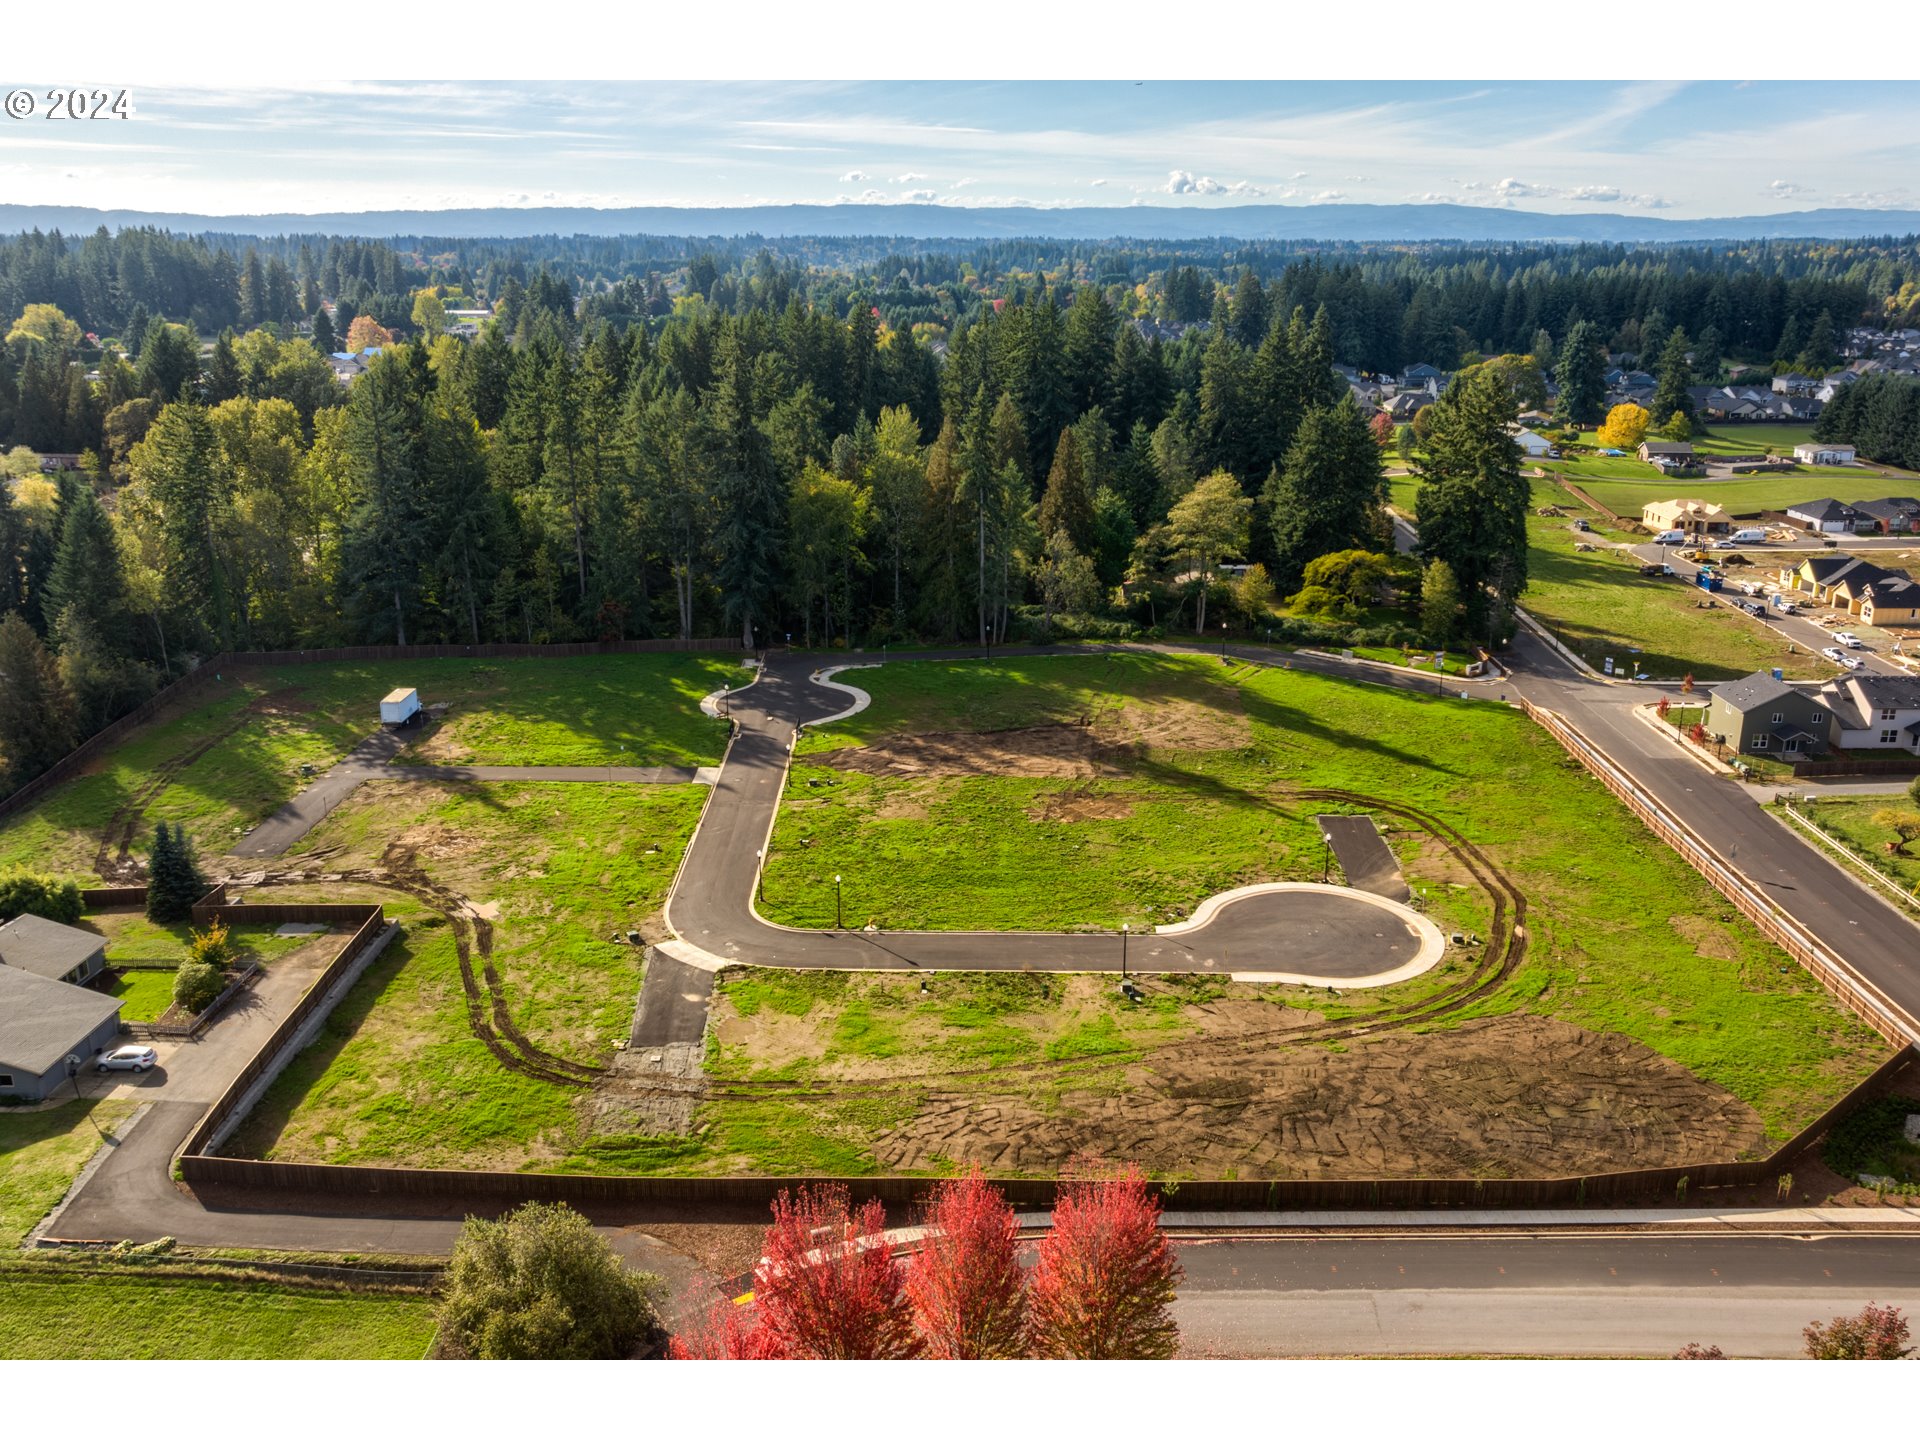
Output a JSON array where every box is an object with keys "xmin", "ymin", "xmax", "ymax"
[
  {"xmin": 755, "ymin": 652, "xmax": 1885, "ymax": 1147},
  {"xmin": 225, "ymin": 780, "xmax": 709, "ymax": 1170},
  {"xmin": 1791, "ymin": 796, "xmax": 1920, "ymax": 902},
  {"xmin": 0, "ymin": 1097, "xmax": 135, "ymax": 1246},
  {"xmin": 0, "ymin": 1270, "xmax": 435, "ymax": 1359},
  {"xmin": 1391, "ymin": 476, "xmax": 1832, "ymax": 681},
  {"xmin": 0, "ymin": 652, "xmax": 742, "ymax": 881}
]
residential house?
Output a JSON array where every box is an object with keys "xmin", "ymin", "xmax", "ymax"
[
  {"xmin": 1772, "ymin": 373, "xmax": 1818, "ymax": 397},
  {"xmin": 1832, "ymin": 570, "xmax": 1920, "ymax": 627},
  {"xmin": 0, "ymin": 967, "xmax": 123, "ymax": 1102},
  {"xmin": 1705, "ymin": 671, "xmax": 1832, "ymax": 760},
  {"xmin": 0, "ymin": 914, "xmax": 107, "ymax": 986},
  {"xmin": 1641, "ymin": 498, "xmax": 1732, "ymax": 536},
  {"xmin": 1780, "ymin": 554, "xmax": 1918, "ymax": 614},
  {"xmin": 1812, "ymin": 673, "xmax": 1920, "ymax": 754},
  {"xmin": 1385, "ymin": 392, "xmax": 1433, "ymax": 422},
  {"xmin": 1785, "ymin": 498, "xmax": 1870, "ymax": 533},
  {"xmin": 1508, "ymin": 425, "xmax": 1553, "ymax": 458},
  {"xmin": 1401, "ymin": 363, "xmax": 1448, "ymax": 394},
  {"xmin": 1794, "ymin": 443, "xmax": 1858, "ymax": 467},
  {"xmin": 1637, "ymin": 440, "xmax": 1696, "ymax": 465},
  {"xmin": 1852, "ymin": 497, "xmax": 1920, "ymax": 535}
]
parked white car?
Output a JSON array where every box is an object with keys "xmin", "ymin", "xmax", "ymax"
[
  {"xmin": 1820, "ymin": 646, "xmax": 1846, "ymax": 663},
  {"xmin": 1833, "ymin": 632, "xmax": 1863, "ymax": 648},
  {"xmin": 94, "ymin": 1044, "xmax": 157, "ymax": 1073},
  {"xmin": 1840, "ymin": 654, "xmax": 1865, "ymax": 671}
]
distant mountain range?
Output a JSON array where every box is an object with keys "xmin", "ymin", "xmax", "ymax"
[{"xmin": 4, "ymin": 201, "xmax": 1920, "ymax": 244}]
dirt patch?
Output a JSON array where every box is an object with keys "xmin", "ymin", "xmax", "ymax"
[
  {"xmin": 870, "ymin": 1013, "xmax": 1770, "ymax": 1179},
  {"xmin": 1669, "ymin": 914, "xmax": 1743, "ymax": 963},
  {"xmin": 1028, "ymin": 789, "xmax": 1137, "ymax": 823},
  {"xmin": 818, "ymin": 724, "xmax": 1119, "ymax": 780},
  {"xmin": 244, "ymin": 687, "xmax": 314, "ymax": 717},
  {"xmin": 870, "ymin": 779, "xmax": 952, "ymax": 821},
  {"xmin": 1092, "ymin": 695, "xmax": 1250, "ymax": 752}
]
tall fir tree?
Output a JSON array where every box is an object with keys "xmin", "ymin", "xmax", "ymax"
[{"xmin": 1413, "ymin": 367, "xmax": 1530, "ymax": 641}]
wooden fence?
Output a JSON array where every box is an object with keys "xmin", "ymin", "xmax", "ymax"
[
  {"xmin": 79, "ymin": 887, "xmax": 150, "ymax": 909},
  {"xmin": 1520, "ymin": 698, "xmax": 1919, "ymax": 1045},
  {"xmin": 1791, "ymin": 756, "xmax": 1920, "ymax": 778},
  {"xmin": 0, "ymin": 637, "xmax": 744, "ymax": 823},
  {"xmin": 177, "ymin": 897, "xmax": 390, "ymax": 1165}
]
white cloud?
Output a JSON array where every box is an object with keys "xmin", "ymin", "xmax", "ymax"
[
  {"xmin": 890, "ymin": 171, "xmax": 927, "ymax": 183},
  {"xmin": 1313, "ymin": 190, "xmax": 1347, "ymax": 203},
  {"xmin": 1493, "ymin": 177, "xmax": 1539, "ymax": 198},
  {"xmin": 948, "ymin": 176, "xmax": 978, "ymax": 189},
  {"xmin": 833, "ymin": 187, "xmax": 889, "ymax": 203},
  {"xmin": 1089, "ymin": 178, "xmax": 1108, "ymax": 187},
  {"xmin": 1768, "ymin": 178, "xmax": 1809, "ymax": 197},
  {"xmin": 900, "ymin": 188, "xmax": 937, "ymax": 202},
  {"xmin": 838, "ymin": 169, "xmax": 869, "ymax": 183},
  {"xmin": 1164, "ymin": 170, "xmax": 1264, "ymax": 197}
]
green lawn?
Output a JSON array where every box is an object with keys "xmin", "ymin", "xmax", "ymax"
[
  {"xmin": 1566, "ymin": 469, "xmax": 1909, "ymax": 522},
  {"xmin": 225, "ymin": 780, "xmax": 710, "ymax": 1170},
  {"xmin": 0, "ymin": 652, "xmax": 741, "ymax": 881},
  {"xmin": 1791, "ymin": 797, "xmax": 1920, "ymax": 903},
  {"xmin": 106, "ymin": 969, "xmax": 177, "ymax": 1022},
  {"xmin": 758, "ymin": 652, "xmax": 1886, "ymax": 1145},
  {"xmin": 0, "ymin": 1097, "xmax": 134, "ymax": 1246},
  {"xmin": 0, "ymin": 1270, "xmax": 435, "ymax": 1358}
]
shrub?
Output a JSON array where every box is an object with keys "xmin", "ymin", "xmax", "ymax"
[
  {"xmin": 437, "ymin": 1201, "xmax": 662, "ymax": 1360},
  {"xmin": 0, "ymin": 867, "xmax": 83, "ymax": 924},
  {"xmin": 1673, "ymin": 1341, "xmax": 1726, "ymax": 1359},
  {"xmin": 187, "ymin": 919, "xmax": 234, "ymax": 968},
  {"xmin": 171, "ymin": 958, "xmax": 226, "ymax": 1015},
  {"xmin": 1803, "ymin": 1303, "xmax": 1912, "ymax": 1359}
]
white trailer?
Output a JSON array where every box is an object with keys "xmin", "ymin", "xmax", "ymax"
[{"xmin": 380, "ymin": 687, "xmax": 421, "ymax": 726}]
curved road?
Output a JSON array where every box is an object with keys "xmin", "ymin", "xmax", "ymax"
[{"xmin": 663, "ymin": 646, "xmax": 1444, "ymax": 982}]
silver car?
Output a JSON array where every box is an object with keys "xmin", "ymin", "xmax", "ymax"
[{"xmin": 95, "ymin": 1044, "xmax": 157, "ymax": 1073}]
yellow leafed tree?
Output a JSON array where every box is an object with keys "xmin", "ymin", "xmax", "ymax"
[{"xmin": 1596, "ymin": 402, "xmax": 1650, "ymax": 450}]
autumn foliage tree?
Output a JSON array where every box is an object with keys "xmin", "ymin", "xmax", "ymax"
[
  {"xmin": 668, "ymin": 1281, "xmax": 787, "ymax": 1359},
  {"xmin": 752, "ymin": 1183, "xmax": 922, "ymax": 1359},
  {"xmin": 905, "ymin": 1169, "xmax": 1029, "ymax": 1358},
  {"xmin": 344, "ymin": 315, "xmax": 394, "ymax": 353},
  {"xmin": 1596, "ymin": 401, "xmax": 1650, "ymax": 451},
  {"xmin": 1803, "ymin": 1303, "xmax": 1912, "ymax": 1359},
  {"xmin": 1027, "ymin": 1165, "xmax": 1181, "ymax": 1359}
]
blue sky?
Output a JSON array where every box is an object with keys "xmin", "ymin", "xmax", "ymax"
[{"xmin": 5, "ymin": 79, "xmax": 1919, "ymax": 217}]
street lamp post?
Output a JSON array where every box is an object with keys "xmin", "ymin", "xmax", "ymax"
[
  {"xmin": 1220, "ymin": 619, "xmax": 1229, "ymax": 664},
  {"xmin": 834, "ymin": 874, "xmax": 843, "ymax": 930},
  {"xmin": 1121, "ymin": 922, "xmax": 1129, "ymax": 982},
  {"xmin": 65, "ymin": 1053, "xmax": 82, "ymax": 1103}
]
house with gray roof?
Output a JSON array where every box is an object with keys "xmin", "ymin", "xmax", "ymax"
[
  {"xmin": 1786, "ymin": 498, "xmax": 1870, "ymax": 534},
  {"xmin": 1851, "ymin": 497, "xmax": 1920, "ymax": 535},
  {"xmin": 1704, "ymin": 672, "xmax": 1833, "ymax": 761},
  {"xmin": 1813, "ymin": 673, "xmax": 1920, "ymax": 754},
  {"xmin": 0, "ymin": 914, "xmax": 106, "ymax": 985},
  {"xmin": 0, "ymin": 966, "xmax": 122, "ymax": 1102}
]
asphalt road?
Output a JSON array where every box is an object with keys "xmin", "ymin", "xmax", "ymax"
[
  {"xmin": 664, "ymin": 646, "xmax": 1445, "ymax": 980},
  {"xmin": 1172, "ymin": 1233, "xmax": 1920, "ymax": 1357},
  {"xmin": 1502, "ymin": 628, "xmax": 1920, "ymax": 1032}
]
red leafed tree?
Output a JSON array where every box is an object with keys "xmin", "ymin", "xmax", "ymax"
[
  {"xmin": 668, "ymin": 1282, "xmax": 787, "ymax": 1359},
  {"xmin": 1368, "ymin": 410, "xmax": 1395, "ymax": 450},
  {"xmin": 1027, "ymin": 1164, "xmax": 1181, "ymax": 1359},
  {"xmin": 1672, "ymin": 1341, "xmax": 1726, "ymax": 1359},
  {"xmin": 1803, "ymin": 1303, "xmax": 1913, "ymax": 1359},
  {"xmin": 754, "ymin": 1183, "xmax": 922, "ymax": 1359},
  {"xmin": 905, "ymin": 1168, "xmax": 1029, "ymax": 1358}
]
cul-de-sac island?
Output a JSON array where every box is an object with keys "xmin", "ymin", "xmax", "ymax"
[{"xmin": 7, "ymin": 104, "xmax": 1920, "ymax": 1359}]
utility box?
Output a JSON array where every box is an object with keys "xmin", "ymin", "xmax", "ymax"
[{"xmin": 380, "ymin": 687, "xmax": 421, "ymax": 726}]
